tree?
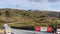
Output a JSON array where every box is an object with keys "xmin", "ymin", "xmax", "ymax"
[
  {"xmin": 40, "ymin": 14, "xmax": 45, "ymax": 18},
  {"xmin": 0, "ymin": 12, "xmax": 2, "ymax": 16},
  {"xmin": 48, "ymin": 13, "xmax": 56, "ymax": 17},
  {"xmin": 5, "ymin": 10, "xmax": 10, "ymax": 17}
]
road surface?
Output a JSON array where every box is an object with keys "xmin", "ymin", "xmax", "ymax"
[
  {"xmin": 11, "ymin": 28, "xmax": 53, "ymax": 34},
  {"xmin": 4, "ymin": 24, "xmax": 53, "ymax": 34}
]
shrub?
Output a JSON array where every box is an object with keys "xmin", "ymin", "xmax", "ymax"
[{"xmin": 5, "ymin": 10, "xmax": 10, "ymax": 17}]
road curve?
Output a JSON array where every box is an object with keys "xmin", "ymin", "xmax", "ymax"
[
  {"xmin": 4, "ymin": 24, "xmax": 53, "ymax": 34},
  {"xmin": 11, "ymin": 28, "xmax": 53, "ymax": 34}
]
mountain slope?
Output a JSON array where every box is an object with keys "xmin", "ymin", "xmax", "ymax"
[{"xmin": 0, "ymin": 8, "xmax": 60, "ymax": 29}]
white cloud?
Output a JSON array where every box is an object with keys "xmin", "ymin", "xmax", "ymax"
[{"xmin": 0, "ymin": 0, "xmax": 60, "ymax": 11}]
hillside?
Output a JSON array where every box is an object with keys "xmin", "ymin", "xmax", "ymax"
[
  {"xmin": 0, "ymin": 8, "xmax": 60, "ymax": 23},
  {"xmin": 0, "ymin": 8, "xmax": 60, "ymax": 30}
]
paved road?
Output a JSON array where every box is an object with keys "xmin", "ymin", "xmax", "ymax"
[
  {"xmin": 11, "ymin": 28, "xmax": 53, "ymax": 34},
  {"xmin": 4, "ymin": 24, "xmax": 53, "ymax": 34}
]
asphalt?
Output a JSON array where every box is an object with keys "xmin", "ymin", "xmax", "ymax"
[
  {"xmin": 11, "ymin": 28, "xmax": 53, "ymax": 34},
  {"xmin": 4, "ymin": 24, "xmax": 53, "ymax": 34}
]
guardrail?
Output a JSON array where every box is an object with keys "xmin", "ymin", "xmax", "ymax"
[{"xmin": 35, "ymin": 26, "xmax": 52, "ymax": 32}]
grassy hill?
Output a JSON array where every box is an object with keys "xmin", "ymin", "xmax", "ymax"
[{"xmin": 0, "ymin": 8, "xmax": 60, "ymax": 30}]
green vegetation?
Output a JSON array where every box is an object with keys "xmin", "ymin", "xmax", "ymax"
[
  {"xmin": 0, "ymin": 13, "xmax": 2, "ymax": 16},
  {"xmin": 5, "ymin": 10, "xmax": 10, "ymax": 17},
  {"xmin": 0, "ymin": 8, "xmax": 60, "ymax": 30}
]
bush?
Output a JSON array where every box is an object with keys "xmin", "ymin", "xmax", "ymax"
[
  {"xmin": 5, "ymin": 10, "xmax": 10, "ymax": 17},
  {"xmin": 10, "ymin": 25, "xmax": 35, "ymax": 31},
  {"xmin": 0, "ymin": 13, "xmax": 2, "ymax": 16}
]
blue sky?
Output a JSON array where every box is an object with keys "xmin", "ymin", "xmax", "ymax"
[{"xmin": 0, "ymin": 0, "xmax": 60, "ymax": 11}]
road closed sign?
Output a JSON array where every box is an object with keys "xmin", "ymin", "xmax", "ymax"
[{"xmin": 35, "ymin": 26, "xmax": 40, "ymax": 32}]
